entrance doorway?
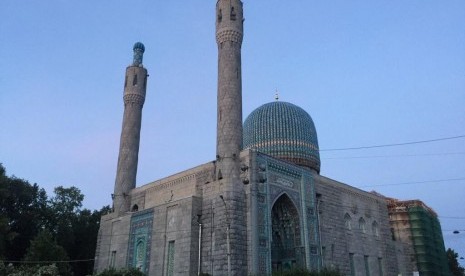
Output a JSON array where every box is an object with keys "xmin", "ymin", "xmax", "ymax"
[{"xmin": 271, "ymin": 194, "xmax": 301, "ymax": 272}]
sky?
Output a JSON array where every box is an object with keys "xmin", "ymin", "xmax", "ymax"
[{"xmin": 1, "ymin": 0, "xmax": 464, "ymax": 265}]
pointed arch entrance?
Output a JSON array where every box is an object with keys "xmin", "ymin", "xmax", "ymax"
[{"xmin": 271, "ymin": 193, "xmax": 302, "ymax": 272}]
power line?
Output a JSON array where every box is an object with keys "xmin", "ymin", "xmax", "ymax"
[
  {"xmin": 322, "ymin": 152, "xmax": 465, "ymax": 160},
  {"xmin": 358, "ymin": 177, "xmax": 465, "ymax": 188},
  {"xmin": 320, "ymin": 135, "xmax": 465, "ymax": 152}
]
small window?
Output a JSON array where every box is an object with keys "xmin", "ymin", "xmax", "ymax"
[
  {"xmin": 110, "ymin": 250, "xmax": 116, "ymax": 268},
  {"xmin": 133, "ymin": 74, "xmax": 138, "ymax": 86},
  {"xmin": 132, "ymin": 204, "xmax": 139, "ymax": 212},
  {"xmin": 230, "ymin": 7, "xmax": 236, "ymax": 20},
  {"xmin": 344, "ymin": 213, "xmax": 352, "ymax": 230},
  {"xmin": 218, "ymin": 9, "xmax": 222, "ymax": 22},
  {"xmin": 372, "ymin": 221, "xmax": 379, "ymax": 237},
  {"xmin": 378, "ymin": 257, "xmax": 384, "ymax": 276},
  {"xmin": 349, "ymin": 253, "xmax": 355, "ymax": 276},
  {"xmin": 359, "ymin": 218, "xmax": 366, "ymax": 233},
  {"xmin": 364, "ymin": 255, "xmax": 370, "ymax": 276},
  {"xmin": 166, "ymin": 241, "xmax": 175, "ymax": 276}
]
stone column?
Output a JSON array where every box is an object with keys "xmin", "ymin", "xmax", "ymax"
[
  {"xmin": 215, "ymin": 1, "xmax": 247, "ymax": 275},
  {"xmin": 113, "ymin": 42, "xmax": 148, "ymax": 215}
]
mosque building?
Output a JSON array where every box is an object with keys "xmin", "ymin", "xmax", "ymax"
[{"xmin": 94, "ymin": 1, "xmax": 449, "ymax": 275}]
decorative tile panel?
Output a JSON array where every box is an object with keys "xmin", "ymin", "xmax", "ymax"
[{"xmin": 127, "ymin": 209, "xmax": 154, "ymax": 275}]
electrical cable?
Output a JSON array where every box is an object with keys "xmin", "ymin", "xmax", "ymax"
[
  {"xmin": 357, "ymin": 177, "xmax": 465, "ymax": 188},
  {"xmin": 319, "ymin": 134, "xmax": 465, "ymax": 152},
  {"xmin": 322, "ymin": 152, "xmax": 465, "ymax": 160}
]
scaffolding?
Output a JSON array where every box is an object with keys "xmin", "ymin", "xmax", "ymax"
[{"xmin": 387, "ymin": 198, "xmax": 450, "ymax": 276}]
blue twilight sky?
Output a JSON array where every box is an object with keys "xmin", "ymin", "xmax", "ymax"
[{"xmin": 1, "ymin": 0, "xmax": 464, "ymax": 263}]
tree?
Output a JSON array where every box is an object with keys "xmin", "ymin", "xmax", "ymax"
[
  {"xmin": 447, "ymin": 248, "xmax": 465, "ymax": 276},
  {"xmin": 0, "ymin": 164, "xmax": 12, "ymax": 258},
  {"xmin": 70, "ymin": 205, "xmax": 111, "ymax": 276},
  {"xmin": 50, "ymin": 186, "xmax": 84, "ymax": 216},
  {"xmin": 2, "ymin": 263, "xmax": 60, "ymax": 276},
  {"xmin": 0, "ymin": 164, "xmax": 48, "ymax": 262},
  {"xmin": 95, "ymin": 267, "xmax": 146, "ymax": 276},
  {"xmin": 23, "ymin": 230, "xmax": 71, "ymax": 276},
  {"xmin": 0, "ymin": 164, "xmax": 112, "ymax": 275},
  {"xmin": 48, "ymin": 186, "xmax": 84, "ymax": 262},
  {"xmin": 48, "ymin": 186, "xmax": 110, "ymax": 275}
]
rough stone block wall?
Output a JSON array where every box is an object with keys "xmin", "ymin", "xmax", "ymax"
[
  {"xmin": 200, "ymin": 178, "xmax": 248, "ymax": 276},
  {"xmin": 315, "ymin": 175, "xmax": 399, "ymax": 276},
  {"xmin": 94, "ymin": 213, "xmax": 132, "ymax": 273},
  {"xmin": 149, "ymin": 197, "xmax": 201, "ymax": 276}
]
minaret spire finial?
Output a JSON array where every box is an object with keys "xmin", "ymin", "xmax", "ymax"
[
  {"xmin": 132, "ymin": 42, "xmax": 145, "ymax": 66},
  {"xmin": 275, "ymin": 89, "xmax": 279, "ymax": 101}
]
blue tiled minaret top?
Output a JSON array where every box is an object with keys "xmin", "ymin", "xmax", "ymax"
[{"xmin": 132, "ymin": 42, "xmax": 145, "ymax": 66}]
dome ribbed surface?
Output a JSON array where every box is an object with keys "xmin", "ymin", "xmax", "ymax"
[
  {"xmin": 243, "ymin": 101, "xmax": 320, "ymax": 172},
  {"xmin": 133, "ymin": 42, "xmax": 145, "ymax": 52}
]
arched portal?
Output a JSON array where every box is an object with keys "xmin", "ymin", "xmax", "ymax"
[{"xmin": 271, "ymin": 194, "xmax": 302, "ymax": 272}]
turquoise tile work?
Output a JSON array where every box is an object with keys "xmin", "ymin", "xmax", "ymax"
[
  {"xmin": 127, "ymin": 209, "xmax": 154, "ymax": 275},
  {"xmin": 243, "ymin": 101, "xmax": 320, "ymax": 172}
]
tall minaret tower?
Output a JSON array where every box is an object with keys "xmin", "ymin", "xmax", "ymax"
[
  {"xmin": 215, "ymin": 0, "xmax": 246, "ymax": 275},
  {"xmin": 216, "ymin": 0, "xmax": 243, "ymax": 187},
  {"xmin": 113, "ymin": 42, "xmax": 148, "ymax": 215}
]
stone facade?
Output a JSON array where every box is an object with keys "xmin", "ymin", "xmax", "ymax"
[
  {"xmin": 94, "ymin": 1, "xmax": 447, "ymax": 275},
  {"xmin": 95, "ymin": 149, "xmax": 418, "ymax": 276},
  {"xmin": 314, "ymin": 176, "xmax": 398, "ymax": 276}
]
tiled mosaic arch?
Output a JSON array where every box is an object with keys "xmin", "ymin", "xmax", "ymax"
[{"xmin": 271, "ymin": 193, "xmax": 303, "ymax": 272}]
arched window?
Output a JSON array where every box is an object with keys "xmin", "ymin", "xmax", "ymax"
[
  {"xmin": 372, "ymin": 221, "xmax": 379, "ymax": 237},
  {"xmin": 230, "ymin": 7, "xmax": 236, "ymax": 20},
  {"xmin": 218, "ymin": 9, "xmax": 222, "ymax": 22},
  {"xmin": 133, "ymin": 74, "xmax": 138, "ymax": 86},
  {"xmin": 359, "ymin": 217, "xmax": 366, "ymax": 233},
  {"xmin": 135, "ymin": 239, "xmax": 146, "ymax": 270},
  {"xmin": 344, "ymin": 213, "xmax": 352, "ymax": 230},
  {"xmin": 131, "ymin": 204, "xmax": 139, "ymax": 212}
]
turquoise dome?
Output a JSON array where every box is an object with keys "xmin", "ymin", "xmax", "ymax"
[
  {"xmin": 243, "ymin": 101, "xmax": 320, "ymax": 172},
  {"xmin": 133, "ymin": 42, "xmax": 145, "ymax": 52}
]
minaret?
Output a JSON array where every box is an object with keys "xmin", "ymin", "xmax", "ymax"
[
  {"xmin": 113, "ymin": 42, "xmax": 148, "ymax": 215},
  {"xmin": 216, "ymin": 0, "xmax": 243, "ymax": 187},
  {"xmin": 215, "ymin": 1, "xmax": 246, "ymax": 275}
]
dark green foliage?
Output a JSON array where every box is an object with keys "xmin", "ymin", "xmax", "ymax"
[
  {"xmin": 0, "ymin": 163, "xmax": 110, "ymax": 276},
  {"xmin": 271, "ymin": 268, "xmax": 342, "ymax": 276},
  {"xmin": 70, "ymin": 206, "xmax": 110, "ymax": 276},
  {"xmin": 0, "ymin": 263, "xmax": 60, "ymax": 276},
  {"xmin": 23, "ymin": 230, "xmax": 71, "ymax": 276},
  {"xmin": 447, "ymin": 248, "xmax": 465, "ymax": 276},
  {"xmin": 95, "ymin": 267, "xmax": 145, "ymax": 276},
  {"xmin": 0, "ymin": 164, "xmax": 48, "ymax": 262}
]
